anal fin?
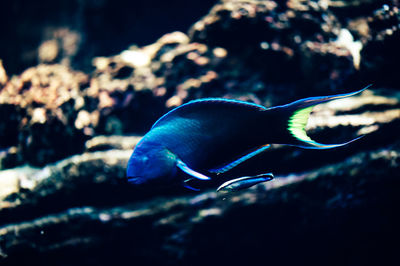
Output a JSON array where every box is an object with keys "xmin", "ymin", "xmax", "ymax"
[
  {"xmin": 209, "ymin": 145, "xmax": 270, "ymax": 174},
  {"xmin": 177, "ymin": 159, "xmax": 211, "ymax": 180}
]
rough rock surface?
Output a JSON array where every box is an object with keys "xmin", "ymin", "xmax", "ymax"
[
  {"xmin": 0, "ymin": 142, "xmax": 399, "ymax": 265},
  {"xmin": 1, "ymin": 89, "xmax": 399, "ymax": 265},
  {"xmin": 0, "ymin": 64, "xmax": 90, "ymax": 167},
  {"xmin": 0, "ymin": 0, "xmax": 400, "ymax": 265}
]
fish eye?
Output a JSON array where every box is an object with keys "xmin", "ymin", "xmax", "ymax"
[{"xmin": 142, "ymin": 156, "xmax": 149, "ymax": 165}]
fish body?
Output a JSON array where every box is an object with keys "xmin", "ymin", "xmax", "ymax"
[
  {"xmin": 216, "ymin": 173, "xmax": 274, "ymax": 192},
  {"xmin": 144, "ymin": 100, "xmax": 270, "ymax": 171},
  {"xmin": 127, "ymin": 86, "xmax": 369, "ymax": 191}
]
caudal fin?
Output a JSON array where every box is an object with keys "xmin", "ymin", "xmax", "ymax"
[{"xmin": 271, "ymin": 85, "xmax": 370, "ymax": 149}]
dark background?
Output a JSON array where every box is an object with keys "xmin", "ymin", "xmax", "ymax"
[{"xmin": 0, "ymin": 0, "xmax": 217, "ymax": 75}]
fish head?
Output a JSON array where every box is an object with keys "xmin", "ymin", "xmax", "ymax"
[{"xmin": 127, "ymin": 144, "xmax": 178, "ymax": 187}]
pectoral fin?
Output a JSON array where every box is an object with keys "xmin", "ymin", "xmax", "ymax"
[
  {"xmin": 217, "ymin": 173, "xmax": 274, "ymax": 192},
  {"xmin": 177, "ymin": 159, "xmax": 211, "ymax": 180}
]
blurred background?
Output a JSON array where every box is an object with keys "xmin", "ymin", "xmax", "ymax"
[
  {"xmin": 0, "ymin": 0, "xmax": 399, "ymax": 265},
  {"xmin": 0, "ymin": 0, "xmax": 217, "ymax": 74}
]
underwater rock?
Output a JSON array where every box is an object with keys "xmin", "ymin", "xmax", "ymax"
[
  {"xmin": 84, "ymin": 135, "xmax": 142, "ymax": 152},
  {"xmin": 0, "ymin": 150, "xmax": 131, "ymax": 225},
  {"xmin": 0, "ymin": 89, "xmax": 399, "ymax": 265},
  {"xmin": 86, "ymin": 0, "xmax": 400, "ymax": 140},
  {"xmin": 360, "ymin": 3, "xmax": 400, "ymax": 88},
  {"xmin": 189, "ymin": 0, "xmax": 400, "ymax": 94},
  {"xmin": 0, "ymin": 60, "xmax": 7, "ymax": 86},
  {"xmin": 188, "ymin": 0, "xmax": 352, "ymax": 93},
  {"xmin": 0, "ymin": 142, "xmax": 399, "ymax": 265},
  {"xmin": 90, "ymin": 31, "xmax": 191, "ymax": 134},
  {"xmin": 0, "ymin": 0, "xmax": 400, "ymax": 265},
  {"xmin": 0, "ymin": 64, "xmax": 90, "ymax": 167},
  {"xmin": 1, "ymin": 0, "xmax": 399, "ymax": 169},
  {"xmin": 1, "ymin": 88, "xmax": 396, "ymax": 199}
]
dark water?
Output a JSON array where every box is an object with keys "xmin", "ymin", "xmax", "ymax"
[
  {"xmin": 0, "ymin": 0, "xmax": 399, "ymax": 265},
  {"xmin": 0, "ymin": 0, "xmax": 217, "ymax": 75}
]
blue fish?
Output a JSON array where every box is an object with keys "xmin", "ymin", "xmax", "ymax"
[{"xmin": 127, "ymin": 86, "xmax": 369, "ymax": 192}]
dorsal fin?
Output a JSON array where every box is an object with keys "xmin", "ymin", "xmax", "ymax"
[{"xmin": 152, "ymin": 98, "xmax": 267, "ymax": 129}]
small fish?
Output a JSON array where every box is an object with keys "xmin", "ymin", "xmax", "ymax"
[
  {"xmin": 216, "ymin": 173, "xmax": 274, "ymax": 192},
  {"xmin": 127, "ymin": 86, "xmax": 370, "ymax": 192}
]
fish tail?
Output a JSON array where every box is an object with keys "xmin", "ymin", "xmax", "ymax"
[{"xmin": 270, "ymin": 85, "xmax": 370, "ymax": 149}]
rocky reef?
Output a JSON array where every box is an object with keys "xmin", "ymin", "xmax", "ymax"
[{"xmin": 0, "ymin": 0, "xmax": 399, "ymax": 265}]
